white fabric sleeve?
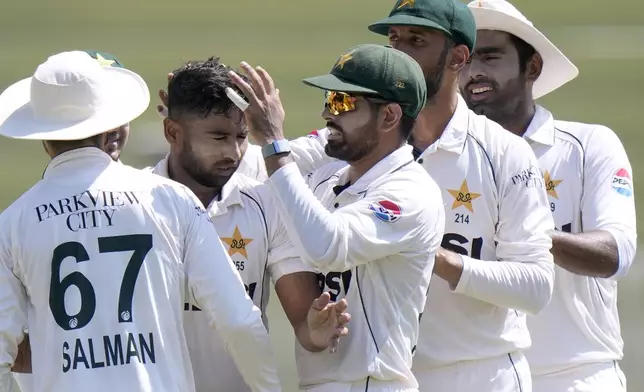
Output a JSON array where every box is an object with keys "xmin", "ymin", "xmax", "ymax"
[
  {"xmin": 264, "ymin": 188, "xmax": 315, "ymax": 284},
  {"xmin": 290, "ymin": 128, "xmax": 337, "ymax": 175},
  {"xmin": 179, "ymin": 188, "xmax": 281, "ymax": 392},
  {"xmin": 11, "ymin": 373, "xmax": 32, "ymax": 392},
  {"xmin": 0, "ymin": 215, "xmax": 27, "ymax": 392},
  {"xmin": 453, "ymin": 138, "xmax": 555, "ymax": 315},
  {"xmin": 267, "ymin": 162, "xmax": 441, "ymax": 272},
  {"xmin": 580, "ymin": 125, "xmax": 637, "ymax": 279}
]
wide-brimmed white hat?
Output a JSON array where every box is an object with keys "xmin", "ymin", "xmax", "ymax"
[
  {"xmin": 0, "ymin": 50, "xmax": 150, "ymax": 140},
  {"xmin": 468, "ymin": 0, "xmax": 579, "ymax": 99}
]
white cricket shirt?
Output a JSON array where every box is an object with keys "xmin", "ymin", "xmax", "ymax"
[
  {"xmin": 10, "ymin": 148, "xmax": 273, "ymax": 392},
  {"xmin": 411, "ymin": 97, "xmax": 555, "ymax": 371},
  {"xmin": 239, "ymin": 144, "xmax": 268, "ymax": 182},
  {"xmin": 149, "ymin": 156, "xmax": 310, "ymax": 392},
  {"xmin": 0, "ymin": 148, "xmax": 279, "ymax": 392},
  {"xmin": 522, "ymin": 106, "xmax": 637, "ymax": 375},
  {"xmin": 289, "ymin": 96, "xmax": 555, "ymax": 372},
  {"xmin": 267, "ymin": 145, "xmax": 445, "ymax": 389}
]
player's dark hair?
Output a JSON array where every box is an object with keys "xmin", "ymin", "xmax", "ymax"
[
  {"xmin": 45, "ymin": 134, "xmax": 104, "ymax": 156},
  {"xmin": 510, "ymin": 35, "xmax": 536, "ymax": 74},
  {"xmin": 167, "ymin": 56, "xmax": 248, "ymax": 120}
]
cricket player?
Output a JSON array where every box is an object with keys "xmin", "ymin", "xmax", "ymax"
[
  {"xmin": 228, "ymin": 43, "xmax": 446, "ymax": 392},
  {"xmin": 461, "ymin": 1, "xmax": 636, "ymax": 390},
  {"xmin": 10, "ymin": 50, "xmax": 145, "ymax": 392},
  {"xmin": 149, "ymin": 57, "xmax": 350, "ymax": 392},
  {"xmin": 0, "ymin": 51, "xmax": 281, "ymax": 392},
  {"xmin": 267, "ymin": 1, "xmax": 556, "ymax": 390}
]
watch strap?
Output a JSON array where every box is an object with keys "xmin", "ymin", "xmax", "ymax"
[{"xmin": 261, "ymin": 139, "xmax": 291, "ymax": 158}]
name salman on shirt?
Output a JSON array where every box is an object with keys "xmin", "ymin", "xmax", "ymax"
[
  {"xmin": 62, "ymin": 332, "xmax": 155, "ymax": 373},
  {"xmin": 34, "ymin": 190, "xmax": 141, "ymax": 232}
]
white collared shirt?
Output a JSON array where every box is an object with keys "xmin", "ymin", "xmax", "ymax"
[
  {"xmin": 239, "ymin": 144, "xmax": 268, "ymax": 182},
  {"xmin": 0, "ymin": 148, "xmax": 279, "ymax": 392},
  {"xmin": 522, "ymin": 106, "xmax": 637, "ymax": 375},
  {"xmin": 267, "ymin": 145, "xmax": 445, "ymax": 388},
  {"xmin": 148, "ymin": 156, "xmax": 309, "ymax": 392},
  {"xmin": 288, "ymin": 96, "xmax": 555, "ymax": 371}
]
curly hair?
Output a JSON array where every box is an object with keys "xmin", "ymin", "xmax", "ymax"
[{"xmin": 167, "ymin": 56, "xmax": 248, "ymax": 120}]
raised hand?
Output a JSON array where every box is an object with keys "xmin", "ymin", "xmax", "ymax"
[{"xmin": 228, "ymin": 62, "xmax": 286, "ymax": 146}]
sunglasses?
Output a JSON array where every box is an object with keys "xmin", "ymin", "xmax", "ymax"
[{"xmin": 325, "ymin": 91, "xmax": 392, "ymax": 115}]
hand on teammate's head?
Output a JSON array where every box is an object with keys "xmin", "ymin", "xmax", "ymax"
[{"xmin": 156, "ymin": 72, "xmax": 174, "ymax": 117}]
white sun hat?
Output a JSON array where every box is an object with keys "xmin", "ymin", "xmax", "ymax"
[
  {"xmin": 0, "ymin": 50, "xmax": 150, "ymax": 140},
  {"xmin": 468, "ymin": 0, "xmax": 579, "ymax": 99}
]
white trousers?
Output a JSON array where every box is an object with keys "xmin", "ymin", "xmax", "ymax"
[
  {"xmin": 532, "ymin": 361, "xmax": 626, "ymax": 392},
  {"xmin": 415, "ymin": 351, "xmax": 531, "ymax": 392}
]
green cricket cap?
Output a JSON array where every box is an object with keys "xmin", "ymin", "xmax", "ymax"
[
  {"xmin": 368, "ymin": 0, "xmax": 477, "ymax": 53},
  {"xmin": 302, "ymin": 44, "xmax": 427, "ymax": 118},
  {"xmin": 83, "ymin": 50, "xmax": 124, "ymax": 68}
]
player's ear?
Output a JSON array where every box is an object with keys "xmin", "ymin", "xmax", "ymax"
[
  {"xmin": 527, "ymin": 52, "xmax": 543, "ymax": 83},
  {"xmin": 448, "ymin": 44, "xmax": 469, "ymax": 72},
  {"xmin": 42, "ymin": 141, "xmax": 54, "ymax": 158},
  {"xmin": 381, "ymin": 103, "xmax": 403, "ymax": 134},
  {"xmin": 163, "ymin": 117, "xmax": 180, "ymax": 145}
]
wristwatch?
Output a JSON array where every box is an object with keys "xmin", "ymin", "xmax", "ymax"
[{"xmin": 261, "ymin": 139, "xmax": 291, "ymax": 158}]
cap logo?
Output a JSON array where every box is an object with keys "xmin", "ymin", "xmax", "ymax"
[
  {"xmin": 335, "ymin": 51, "xmax": 354, "ymax": 69},
  {"xmin": 397, "ymin": 0, "xmax": 414, "ymax": 9},
  {"xmin": 94, "ymin": 53, "xmax": 115, "ymax": 67},
  {"xmin": 395, "ymin": 81, "xmax": 406, "ymax": 88}
]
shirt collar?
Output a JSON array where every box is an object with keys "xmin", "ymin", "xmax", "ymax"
[
  {"xmin": 416, "ymin": 94, "xmax": 470, "ymax": 156},
  {"xmin": 336, "ymin": 144, "xmax": 415, "ymax": 195},
  {"xmin": 152, "ymin": 154, "xmax": 244, "ymax": 211},
  {"xmin": 523, "ymin": 105, "xmax": 555, "ymax": 146},
  {"xmin": 42, "ymin": 147, "xmax": 113, "ymax": 179}
]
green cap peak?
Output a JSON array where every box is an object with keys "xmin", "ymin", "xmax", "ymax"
[
  {"xmin": 368, "ymin": 0, "xmax": 476, "ymax": 53},
  {"xmin": 302, "ymin": 44, "xmax": 427, "ymax": 118}
]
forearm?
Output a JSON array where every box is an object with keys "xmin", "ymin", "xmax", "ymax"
[
  {"xmin": 550, "ymin": 230, "xmax": 619, "ymax": 278},
  {"xmin": 441, "ymin": 250, "xmax": 554, "ymax": 315}
]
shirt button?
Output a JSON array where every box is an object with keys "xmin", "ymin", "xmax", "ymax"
[
  {"xmin": 334, "ymin": 202, "xmax": 340, "ymax": 208},
  {"xmin": 418, "ymin": 158, "xmax": 424, "ymax": 164}
]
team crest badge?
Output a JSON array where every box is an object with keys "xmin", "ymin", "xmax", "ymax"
[
  {"xmin": 369, "ymin": 200, "xmax": 402, "ymax": 223},
  {"xmin": 611, "ymin": 168, "xmax": 633, "ymax": 197}
]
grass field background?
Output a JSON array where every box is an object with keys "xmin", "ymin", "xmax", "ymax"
[{"xmin": 2, "ymin": 1, "xmax": 643, "ymax": 390}]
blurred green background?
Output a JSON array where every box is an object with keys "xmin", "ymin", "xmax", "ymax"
[{"xmin": 2, "ymin": 1, "xmax": 643, "ymax": 391}]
